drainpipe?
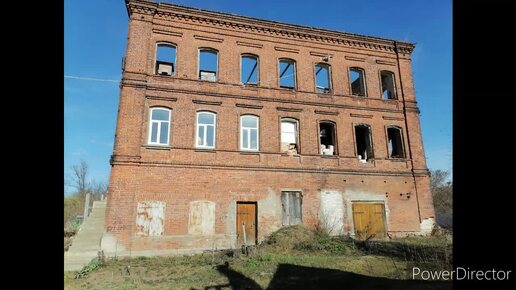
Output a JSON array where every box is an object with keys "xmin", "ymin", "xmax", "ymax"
[{"xmin": 394, "ymin": 41, "xmax": 422, "ymax": 223}]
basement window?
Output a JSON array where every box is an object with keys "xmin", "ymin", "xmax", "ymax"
[
  {"xmin": 281, "ymin": 118, "xmax": 299, "ymax": 154},
  {"xmin": 355, "ymin": 124, "xmax": 374, "ymax": 162},
  {"xmin": 387, "ymin": 126, "xmax": 405, "ymax": 158},
  {"xmin": 381, "ymin": 71, "xmax": 396, "ymax": 100},
  {"xmin": 315, "ymin": 63, "xmax": 331, "ymax": 93},
  {"xmin": 198, "ymin": 48, "xmax": 218, "ymax": 82},
  {"xmin": 279, "ymin": 59, "xmax": 296, "ymax": 89},
  {"xmin": 281, "ymin": 191, "xmax": 302, "ymax": 226},
  {"xmin": 155, "ymin": 43, "xmax": 176, "ymax": 76},
  {"xmin": 241, "ymin": 54, "xmax": 259, "ymax": 85},
  {"xmin": 350, "ymin": 68, "xmax": 366, "ymax": 96},
  {"xmin": 319, "ymin": 122, "xmax": 337, "ymax": 155}
]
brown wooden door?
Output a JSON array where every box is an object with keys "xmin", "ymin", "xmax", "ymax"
[
  {"xmin": 352, "ymin": 203, "xmax": 386, "ymax": 240},
  {"xmin": 236, "ymin": 202, "xmax": 257, "ymax": 246}
]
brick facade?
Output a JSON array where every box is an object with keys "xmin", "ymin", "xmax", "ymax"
[{"xmin": 102, "ymin": 0, "xmax": 435, "ymax": 256}]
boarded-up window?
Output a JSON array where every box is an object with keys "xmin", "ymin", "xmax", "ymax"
[
  {"xmin": 136, "ymin": 201, "xmax": 165, "ymax": 236},
  {"xmin": 319, "ymin": 191, "xmax": 344, "ymax": 236},
  {"xmin": 281, "ymin": 191, "xmax": 302, "ymax": 225},
  {"xmin": 188, "ymin": 200, "xmax": 215, "ymax": 235}
]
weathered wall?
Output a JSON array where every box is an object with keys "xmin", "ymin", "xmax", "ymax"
[{"xmin": 104, "ymin": 0, "xmax": 435, "ymax": 255}]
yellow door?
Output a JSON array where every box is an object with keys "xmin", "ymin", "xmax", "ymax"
[{"xmin": 352, "ymin": 203, "xmax": 386, "ymax": 239}]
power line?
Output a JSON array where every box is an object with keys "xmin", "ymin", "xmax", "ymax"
[{"xmin": 64, "ymin": 75, "xmax": 119, "ymax": 83}]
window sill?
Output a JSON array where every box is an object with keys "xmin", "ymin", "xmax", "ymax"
[
  {"xmin": 240, "ymin": 151, "xmax": 260, "ymax": 155},
  {"xmin": 381, "ymin": 98, "xmax": 399, "ymax": 103},
  {"xmin": 279, "ymin": 87, "xmax": 297, "ymax": 92},
  {"xmin": 320, "ymin": 155, "xmax": 339, "ymax": 159},
  {"xmin": 195, "ymin": 148, "xmax": 216, "ymax": 153},
  {"xmin": 154, "ymin": 74, "xmax": 176, "ymax": 78},
  {"xmin": 387, "ymin": 158, "xmax": 408, "ymax": 162},
  {"xmin": 144, "ymin": 145, "xmax": 171, "ymax": 150}
]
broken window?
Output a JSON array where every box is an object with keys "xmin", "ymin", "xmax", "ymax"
[
  {"xmin": 319, "ymin": 122, "xmax": 337, "ymax": 155},
  {"xmin": 279, "ymin": 59, "xmax": 296, "ymax": 89},
  {"xmin": 315, "ymin": 63, "xmax": 331, "ymax": 93},
  {"xmin": 355, "ymin": 124, "xmax": 374, "ymax": 162},
  {"xmin": 136, "ymin": 201, "xmax": 165, "ymax": 236},
  {"xmin": 387, "ymin": 126, "xmax": 405, "ymax": 158},
  {"xmin": 350, "ymin": 68, "xmax": 366, "ymax": 96},
  {"xmin": 281, "ymin": 118, "xmax": 299, "ymax": 154},
  {"xmin": 281, "ymin": 191, "xmax": 302, "ymax": 225},
  {"xmin": 196, "ymin": 111, "xmax": 216, "ymax": 149},
  {"xmin": 198, "ymin": 48, "xmax": 218, "ymax": 81},
  {"xmin": 241, "ymin": 54, "xmax": 259, "ymax": 85},
  {"xmin": 381, "ymin": 71, "xmax": 396, "ymax": 100},
  {"xmin": 240, "ymin": 115, "xmax": 259, "ymax": 151},
  {"xmin": 148, "ymin": 107, "xmax": 171, "ymax": 145},
  {"xmin": 155, "ymin": 43, "xmax": 176, "ymax": 76}
]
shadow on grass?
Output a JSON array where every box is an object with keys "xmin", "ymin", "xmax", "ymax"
[{"xmin": 197, "ymin": 263, "xmax": 451, "ymax": 290}]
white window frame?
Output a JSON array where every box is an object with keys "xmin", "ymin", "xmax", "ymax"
[
  {"xmin": 280, "ymin": 118, "xmax": 298, "ymax": 145},
  {"xmin": 148, "ymin": 107, "xmax": 171, "ymax": 146},
  {"xmin": 240, "ymin": 115, "xmax": 259, "ymax": 151},
  {"xmin": 195, "ymin": 111, "xmax": 217, "ymax": 149}
]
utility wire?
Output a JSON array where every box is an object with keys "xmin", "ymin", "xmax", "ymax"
[{"xmin": 64, "ymin": 75, "xmax": 119, "ymax": 83}]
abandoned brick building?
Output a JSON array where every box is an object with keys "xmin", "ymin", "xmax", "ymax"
[{"xmin": 102, "ymin": 0, "xmax": 435, "ymax": 256}]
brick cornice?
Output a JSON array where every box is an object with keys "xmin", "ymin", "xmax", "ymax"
[{"xmin": 125, "ymin": 1, "xmax": 415, "ymax": 55}]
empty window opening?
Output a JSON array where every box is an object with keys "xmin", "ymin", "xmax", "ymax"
[
  {"xmin": 381, "ymin": 71, "xmax": 396, "ymax": 99},
  {"xmin": 319, "ymin": 122, "xmax": 337, "ymax": 155},
  {"xmin": 281, "ymin": 191, "xmax": 302, "ymax": 225},
  {"xmin": 281, "ymin": 118, "xmax": 298, "ymax": 154},
  {"xmin": 355, "ymin": 124, "xmax": 374, "ymax": 162},
  {"xmin": 136, "ymin": 201, "xmax": 165, "ymax": 236},
  {"xmin": 199, "ymin": 49, "xmax": 218, "ymax": 81},
  {"xmin": 148, "ymin": 107, "xmax": 171, "ymax": 145},
  {"xmin": 240, "ymin": 115, "xmax": 259, "ymax": 151},
  {"xmin": 196, "ymin": 112, "xmax": 216, "ymax": 149},
  {"xmin": 350, "ymin": 68, "xmax": 366, "ymax": 96},
  {"xmin": 241, "ymin": 54, "xmax": 259, "ymax": 85},
  {"xmin": 315, "ymin": 63, "xmax": 331, "ymax": 93},
  {"xmin": 155, "ymin": 44, "xmax": 176, "ymax": 76},
  {"xmin": 387, "ymin": 127, "xmax": 405, "ymax": 158},
  {"xmin": 279, "ymin": 59, "xmax": 296, "ymax": 89}
]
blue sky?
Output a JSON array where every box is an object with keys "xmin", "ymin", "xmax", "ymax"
[{"xmin": 64, "ymin": 0, "xmax": 452, "ymax": 194}]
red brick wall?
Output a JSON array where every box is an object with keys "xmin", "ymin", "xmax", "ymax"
[{"xmin": 105, "ymin": 1, "xmax": 435, "ymax": 252}]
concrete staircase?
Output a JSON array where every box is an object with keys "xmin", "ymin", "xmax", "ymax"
[{"xmin": 64, "ymin": 200, "xmax": 106, "ymax": 271}]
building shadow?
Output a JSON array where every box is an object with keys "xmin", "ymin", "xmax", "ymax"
[{"xmin": 203, "ymin": 263, "xmax": 452, "ymax": 290}]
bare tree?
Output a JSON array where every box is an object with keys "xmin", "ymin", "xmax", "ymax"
[
  {"xmin": 71, "ymin": 160, "xmax": 89, "ymax": 198},
  {"xmin": 89, "ymin": 179, "xmax": 108, "ymax": 200},
  {"xmin": 430, "ymin": 170, "xmax": 453, "ymax": 229}
]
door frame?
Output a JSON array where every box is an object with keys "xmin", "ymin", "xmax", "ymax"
[{"xmin": 236, "ymin": 201, "xmax": 258, "ymax": 245}]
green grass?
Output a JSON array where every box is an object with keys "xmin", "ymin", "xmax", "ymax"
[{"xmin": 64, "ymin": 226, "xmax": 452, "ymax": 289}]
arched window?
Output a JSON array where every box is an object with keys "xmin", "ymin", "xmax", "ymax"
[
  {"xmin": 196, "ymin": 112, "xmax": 216, "ymax": 149},
  {"xmin": 281, "ymin": 118, "xmax": 299, "ymax": 153},
  {"xmin": 240, "ymin": 115, "xmax": 259, "ymax": 151},
  {"xmin": 354, "ymin": 124, "xmax": 374, "ymax": 162},
  {"xmin": 198, "ymin": 48, "xmax": 218, "ymax": 81},
  {"xmin": 155, "ymin": 43, "xmax": 176, "ymax": 76},
  {"xmin": 387, "ymin": 126, "xmax": 405, "ymax": 158},
  {"xmin": 315, "ymin": 63, "xmax": 331, "ymax": 93},
  {"xmin": 148, "ymin": 107, "xmax": 171, "ymax": 145},
  {"xmin": 381, "ymin": 70, "xmax": 396, "ymax": 100},
  {"xmin": 241, "ymin": 54, "xmax": 259, "ymax": 84},
  {"xmin": 319, "ymin": 121, "xmax": 337, "ymax": 155},
  {"xmin": 350, "ymin": 67, "xmax": 366, "ymax": 96},
  {"xmin": 279, "ymin": 59, "xmax": 296, "ymax": 89}
]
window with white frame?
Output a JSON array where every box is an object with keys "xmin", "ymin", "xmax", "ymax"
[
  {"xmin": 196, "ymin": 111, "xmax": 216, "ymax": 148},
  {"xmin": 148, "ymin": 107, "xmax": 171, "ymax": 145},
  {"xmin": 281, "ymin": 118, "xmax": 298, "ymax": 153},
  {"xmin": 240, "ymin": 115, "xmax": 259, "ymax": 151}
]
